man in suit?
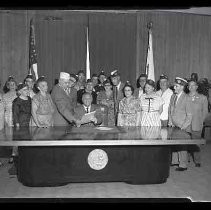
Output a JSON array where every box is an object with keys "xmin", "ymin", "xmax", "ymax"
[
  {"xmin": 77, "ymin": 79, "xmax": 97, "ymax": 105},
  {"xmin": 110, "ymin": 70, "xmax": 125, "ymax": 125},
  {"xmin": 156, "ymin": 74, "xmax": 173, "ymax": 127},
  {"xmin": 74, "ymin": 92, "xmax": 105, "ymax": 126},
  {"xmin": 168, "ymin": 77, "xmax": 192, "ymax": 171},
  {"xmin": 51, "ymin": 72, "xmax": 81, "ymax": 126},
  {"xmin": 94, "ymin": 71, "xmax": 107, "ymax": 93}
]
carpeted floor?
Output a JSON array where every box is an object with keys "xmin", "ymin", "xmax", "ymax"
[{"xmin": 0, "ymin": 142, "xmax": 211, "ymax": 201}]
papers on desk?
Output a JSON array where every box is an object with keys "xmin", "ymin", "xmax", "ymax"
[
  {"xmin": 95, "ymin": 127, "xmax": 114, "ymax": 131},
  {"xmin": 81, "ymin": 111, "xmax": 96, "ymax": 124}
]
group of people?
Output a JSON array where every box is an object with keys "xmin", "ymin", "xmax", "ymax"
[{"xmin": 0, "ymin": 69, "xmax": 210, "ymax": 172}]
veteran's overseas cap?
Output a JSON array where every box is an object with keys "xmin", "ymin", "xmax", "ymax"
[
  {"xmin": 17, "ymin": 83, "xmax": 28, "ymax": 91},
  {"xmin": 60, "ymin": 72, "xmax": 70, "ymax": 80},
  {"xmin": 98, "ymin": 71, "xmax": 106, "ymax": 77},
  {"xmin": 160, "ymin": 74, "xmax": 168, "ymax": 80},
  {"xmin": 110, "ymin": 70, "xmax": 120, "ymax": 77},
  {"xmin": 175, "ymin": 77, "xmax": 188, "ymax": 86}
]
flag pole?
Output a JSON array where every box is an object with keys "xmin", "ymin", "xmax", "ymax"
[{"xmin": 86, "ymin": 26, "xmax": 90, "ymax": 80}]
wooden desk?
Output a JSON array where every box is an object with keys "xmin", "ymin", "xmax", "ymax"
[{"xmin": 0, "ymin": 126, "xmax": 206, "ymax": 187}]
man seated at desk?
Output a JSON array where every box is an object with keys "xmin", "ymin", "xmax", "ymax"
[{"xmin": 74, "ymin": 92, "xmax": 107, "ymax": 126}]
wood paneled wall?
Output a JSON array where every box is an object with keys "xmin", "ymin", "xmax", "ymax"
[{"xmin": 0, "ymin": 10, "xmax": 211, "ymax": 90}]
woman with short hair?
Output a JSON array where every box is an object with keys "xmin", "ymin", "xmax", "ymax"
[
  {"xmin": 31, "ymin": 77, "xmax": 55, "ymax": 127},
  {"xmin": 138, "ymin": 79, "xmax": 164, "ymax": 127},
  {"xmin": 117, "ymin": 83, "xmax": 141, "ymax": 126}
]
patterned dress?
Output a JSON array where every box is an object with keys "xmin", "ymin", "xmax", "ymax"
[
  {"xmin": 2, "ymin": 91, "xmax": 17, "ymax": 127},
  {"xmin": 117, "ymin": 96, "xmax": 141, "ymax": 126},
  {"xmin": 97, "ymin": 91, "xmax": 115, "ymax": 126},
  {"xmin": 31, "ymin": 93, "xmax": 55, "ymax": 127},
  {"xmin": 139, "ymin": 93, "xmax": 164, "ymax": 127}
]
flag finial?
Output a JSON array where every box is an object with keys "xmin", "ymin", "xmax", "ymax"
[{"xmin": 147, "ymin": 22, "xmax": 153, "ymax": 30}]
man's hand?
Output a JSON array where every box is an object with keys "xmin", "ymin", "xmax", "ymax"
[
  {"xmin": 75, "ymin": 119, "xmax": 81, "ymax": 127},
  {"xmin": 91, "ymin": 117, "xmax": 98, "ymax": 124},
  {"xmin": 168, "ymin": 121, "xmax": 175, "ymax": 127}
]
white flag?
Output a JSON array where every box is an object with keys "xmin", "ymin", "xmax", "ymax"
[
  {"xmin": 86, "ymin": 27, "xmax": 90, "ymax": 80},
  {"xmin": 145, "ymin": 28, "xmax": 155, "ymax": 81}
]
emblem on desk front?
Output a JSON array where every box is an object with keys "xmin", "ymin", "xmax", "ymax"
[{"xmin": 87, "ymin": 149, "xmax": 108, "ymax": 170}]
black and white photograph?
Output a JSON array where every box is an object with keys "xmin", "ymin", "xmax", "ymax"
[{"xmin": 0, "ymin": 6, "xmax": 211, "ymax": 202}]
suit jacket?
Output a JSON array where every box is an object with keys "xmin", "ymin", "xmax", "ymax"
[
  {"xmin": 74, "ymin": 104, "xmax": 105, "ymax": 126},
  {"xmin": 168, "ymin": 92, "xmax": 192, "ymax": 132},
  {"xmin": 51, "ymin": 84, "xmax": 77, "ymax": 126}
]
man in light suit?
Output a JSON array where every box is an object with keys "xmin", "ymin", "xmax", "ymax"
[
  {"xmin": 51, "ymin": 72, "xmax": 81, "ymax": 126},
  {"xmin": 110, "ymin": 70, "xmax": 125, "ymax": 125},
  {"xmin": 74, "ymin": 92, "xmax": 107, "ymax": 126},
  {"xmin": 168, "ymin": 77, "xmax": 192, "ymax": 171}
]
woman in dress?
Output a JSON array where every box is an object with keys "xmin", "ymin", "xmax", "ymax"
[
  {"xmin": 187, "ymin": 79, "xmax": 208, "ymax": 167},
  {"xmin": 97, "ymin": 79, "xmax": 115, "ymax": 126},
  {"xmin": 138, "ymin": 79, "xmax": 164, "ymax": 127},
  {"xmin": 2, "ymin": 76, "xmax": 18, "ymax": 127},
  {"xmin": 117, "ymin": 83, "xmax": 141, "ymax": 126},
  {"xmin": 31, "ymin": 77, "xmax": 55, "ymax": 127}
]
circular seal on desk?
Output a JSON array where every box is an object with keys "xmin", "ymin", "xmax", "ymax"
[{"xmin": 87, "ymin": 149, "xmax": 108, "ymax": 170}]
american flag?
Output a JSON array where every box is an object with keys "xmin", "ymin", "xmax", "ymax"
[
  {"xmin": 145, "ymin": 27, "xmax": 155, "ymax": 82},
  {"xmin": 29, "ymin": 18, "xmax": 38, "ymax": 80}
]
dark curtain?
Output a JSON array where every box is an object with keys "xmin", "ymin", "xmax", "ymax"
[
  {"xmin": 88, "ymin": 13, "xmax": 137, "ymax": 87},
  {"xmin": 35, "ymin": 14, "xmax": 87, "ymax": 91},
  {"xmin": 0, "ymin": 11, "xmax": 28, "ymax": 86}
]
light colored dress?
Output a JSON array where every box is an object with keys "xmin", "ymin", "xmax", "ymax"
[
  {"xmin": 139, "ymin": 93, "xmax": 164, "ymax": 126},
  {"xmin": 117, "ymin": 96, "xmax": 141, "ymax": 126},
  {"xmin": 31, "ymin": 93, "xmax": 55, "ymax": 127},
  {"xmin": 97, "ymin": 91, "xmax": 115, "ymax": 126},
  {"xmin": 2, "ymin": 91, "xmax": 17, "ymax": 127}
]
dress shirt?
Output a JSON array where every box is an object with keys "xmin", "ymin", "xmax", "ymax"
[{"xmin": 156, "ymin": 88, "xmax": 173, "ymax": 120}]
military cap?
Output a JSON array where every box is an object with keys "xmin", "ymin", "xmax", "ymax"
[
  {"xmin": 174, "ymin": 77, "xmax": 188, "ymax": 86},
  {"xmin": 17, "ymin": 83, "xmax": 28, "ymax": 91},
  {"xmin": 69, "ymin": 73, "xmax": 78, "ymax": 82},
  {"xmin": 160, "ymin": 74, "xmax": 168, "ymax": 80},
  {"xmin": 110, "ymin": 70, "xmax": 120, "ymax": 77},
  {"xmin": 98, "ymin": 71, "xmax": 106, "ymax": 77}
]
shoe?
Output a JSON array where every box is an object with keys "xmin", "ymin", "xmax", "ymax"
[
  {"xmin": 8, "ymin": 157, "xmax": 14, "ymax": 164},
  {"xmin": 171, "ymin": 164, "xmax": 179, "ymax": 166},
  {"xmin": 195, "ymin": 163, "xmax": 201, "ymax": 167},
  {"xmin": 175, "ymin": 167, "xmax": 187, "ymax": 171},
  {"xmin": 8, "ymin": 165, "xmax": 17, "ymax": 175}
]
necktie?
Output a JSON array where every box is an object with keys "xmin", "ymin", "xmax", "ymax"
[
  {"xmin": 113, "ymin": 86, "xmax": 118, "ymax": 102},
  {"xmin": 173, "ymin": 95, "xmax": 178, "ymax": 106},
  {"xmin": 145, "ymin": 97, "xmax": 153, "ymax": 112},
  {"xmin": 86, "ymin": 107, "xmax": 89, "ymax": 113}
]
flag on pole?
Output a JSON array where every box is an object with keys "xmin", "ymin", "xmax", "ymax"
[
  {"xmin": 29, "ymin": 18, "xmax": 38, "ymax": 80},
  {"xmin": 86, "ymin": 27, "xmax": 90, "ymax": 80},
  {"xmin": 145, "ymin": 28, "xmax": 155, "ymax": 81}
]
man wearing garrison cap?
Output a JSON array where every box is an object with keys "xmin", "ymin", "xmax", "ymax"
[
  {"xmin": 168, "ymin": 77, "xmax": 192, "ymax": 171},
  {"xmin": 110, "ymin": 70, "xmax": 125, "ymax": 125},
  {"xmin": 51, "ymin": 72, "xmax": 81, "ymax": 126},
  {"xmin": 156, "ymin": 74, "xmax": 173, "ymax": 127}
]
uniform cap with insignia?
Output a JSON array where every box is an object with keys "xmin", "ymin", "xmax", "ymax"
[
  {"xmin": 69, "ymin": 73, "xmax": 78, "ymax": 82},
  {"xmin": 17, "ymin": 83, "xmax": 28, "ymax": 91},
  {"xmin": 98, "ymin": 71, "xmax": 106, "ymax": 77},
  {"xmin": 110, "ymin": 70, "xmax": 120, "ymax": 77},
  {"xmin": 175, "ymin": 77, "xmax": 188, "ymax": 86},
  {"xmin": 160, "ymin": 74, "xmax": 168, "ymax": 80}
]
